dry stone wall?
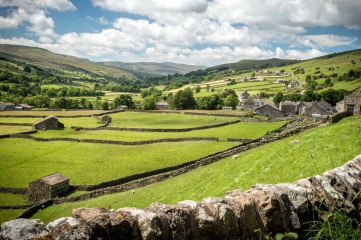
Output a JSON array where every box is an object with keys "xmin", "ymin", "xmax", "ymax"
[{"xmin": 2, "ymin": 154, "xmax": 360, "ymax": 240}]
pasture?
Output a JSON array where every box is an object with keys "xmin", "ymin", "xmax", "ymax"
[
  {"xmin": 0, "ymin": 110, "xmax": 288, "ymax": 223},
  {"xmin": 31, "ymin": 114, "xmax": 361, "ymax": 224},
  {"xmin": 32, "ymin": 121, "xmax": 286, "ymax": 142}
]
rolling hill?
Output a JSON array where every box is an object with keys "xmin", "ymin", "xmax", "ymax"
[
  {"xmin": 0, "ymin": 44, "xmax": 137, "ymax": 81},
  {"xmin": 99, "ymin": 61, "xmax": 205, "ymax": 76},
  {"xmin": 211, "ymin": 58, "xmax": 300, "ymax": 71}
]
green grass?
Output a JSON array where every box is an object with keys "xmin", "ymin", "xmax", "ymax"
[
  {"xmin": 32, "ymin": 121, "xmax": 287, "ymax": 142},
  {"xmin": 0, "ymin": 110, "xmax": 107, "ymax": 117},
  {"xmin": 32, "ymin": 115, "xmax": 361, "ymax": 224},
  {"xmin": 0, "ymin": 193, "xmax": 27, "ymax": 205},
  {"xmin": 108, "ymin": 112, "xmax": 240, "ymax": 128},
  {"xmin": 0, "ymin": 125, "xmax": 34, "ymax": 134},
  {"xmin": 0, "ymin": 209, "xmax": 24, "ymax": 225},
  {"xmin": 0, "ymin": 139, "xmax": 238, "ymax": 188},
  {"xmin": 0, "ymin": 117, "xmax": 103, "ymax": 128}
]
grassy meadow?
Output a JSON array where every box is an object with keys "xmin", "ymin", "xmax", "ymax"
[
  {"xmin": 31, "ymin": 114, "xmax": 361, "ymax": 224},
  {"xmin": 0, "ymin": 139, "xmax": 238, "ymax": 188},
  {"xmin": 32, "ymin": 121, "xmax": 286, "ymax": 142}
]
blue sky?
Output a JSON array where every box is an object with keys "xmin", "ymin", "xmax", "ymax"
[{"xmin": 0, "ymin": 0, "xmax": 360, "ymax": 66}]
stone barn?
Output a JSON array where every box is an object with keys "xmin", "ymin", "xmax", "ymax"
[
  {"xmin": 28, "ymin": 172, "xmax": 69, "ymax": 202},
  {"xmin": 101, "ymin": 115, "xmax": 112, "ymax": 123},
  {"xmin": 33, "ymin": 115, "xmax": 64, "ymax": 130},
  {"xmin": 337, "ymin": 87, "xmax": 361, "ymax": 116}
]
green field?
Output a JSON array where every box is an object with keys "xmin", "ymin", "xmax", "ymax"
[
  {"xmin": 0, "ymin": 193, "xmax": 27, "ymax": 205},
  {"xmin": 0, "ymin": 125, "xmax": 33, "ymax": 134},
  {"xmin": 32, "ymin": 121, "xmax": 286, "ymax": 142},
  {"xmin": 0, "ymin": 110, "xmax": 107, "ymax": 117},
  {"xmin": 31, "ymin": 115, "xmax": 361, "ymax": 224},
  {"xmin": 105, "ymin": 112, "xmax": 240, "ymax": 128},
  {"xmin": 0, "ymin": 139, "xmax": 238, "ymax": 188}
]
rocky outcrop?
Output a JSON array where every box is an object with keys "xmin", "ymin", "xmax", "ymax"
[{"xmin": 1, "ymin": 154, "xmax": 361, "ymax": 239}]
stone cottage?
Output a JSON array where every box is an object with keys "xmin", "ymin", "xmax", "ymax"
[
  {"xmin": 0, "ymin": 102, "xmax": 15, "ymax": 111},
  {"xmin": 279, "ymin": 101, "xmax": 296, "ymax": 116},
  {"xmin": 337, "ymin": 87, "xmax": 361, "ymax": 116},
  {"xmin": 28, "ymin": 172, "xmax": 69, "ymax": 202},
  {"xmin": 33, "ymin": 115, "xmax": 64, "ymax": 130},
  {"xmin": 239, "ymin": 90, "xmax": 250, "ymax": 101},
  {"xmin": 254, "ymin": 104, "xmax": 284, "ymax": 118}
]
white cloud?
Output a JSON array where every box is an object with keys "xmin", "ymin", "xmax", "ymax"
[
  {"xmin": 0, "ymin": 0, "xmax": 76, "ymax": 11},
  {"xmin": 284, "ymin": 49, "xmax": 327, "ymax": 60},
  {"xmin": 0, "ymin": 0, "xmax": 75, "ymax": 42},
  {"xmin": 299, "ymin": 35, "xmax": 357, "ymax": 48}
]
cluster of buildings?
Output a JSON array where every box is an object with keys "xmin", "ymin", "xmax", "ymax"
[{"xmin": 238, "ymin": 87, "xmax": 361, "ymax": 118}]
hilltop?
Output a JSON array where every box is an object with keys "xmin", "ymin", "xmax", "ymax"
[
  {"xmin": 0, "ymin": 44, "xmax": 137, "ymax": 82},
  {"xmin": 99, "ymin": 61, "xmax": 205, "ymax": 77}
]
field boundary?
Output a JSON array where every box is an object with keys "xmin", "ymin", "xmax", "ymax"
[
  {"xmin": 71, "ymin": 119, "xmax": 241, "ymax": 132},
  {"xmin": 8, "ymin": 134, "xmax": 219, "ymax": 145}
]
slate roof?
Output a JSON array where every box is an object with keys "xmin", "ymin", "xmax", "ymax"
[{"xmin": 41, "ymin": 172, "xmax": 68, "ymax": 186}]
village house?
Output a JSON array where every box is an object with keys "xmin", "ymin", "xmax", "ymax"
[
  {"xmin": 28, "ymin": 172, "xmax": 69, "ymax": 202},
  {"xmin": 279, "ymin": 101, "xmax": 297, "ymax": 116},
  {"xmin": 0, "ymin": 102, "xmax": 15, "ymax": 111},
  {"xmin": 254, "ymin": 104, "xmax": 284, "ymax": 118},
  {"xmin": 336, "ymin": 87, "xmax": 361, "ymax": 116},
  {"xmin": 287, "ymin": 80, "xmax": 300, "ymax": 88},
  {"xmin": 33, "ymin": 115, "xmax": 64, "ymax": 130},
  {"xmin": 156, "ymin": 102, "xmax": 168, "ymax": 110},
  {"xmin": 300, "ymin": 103, "xmax": 333, "ymax": 116},
  {"xmin": 295, "ymin": 101, "xmax": 312, "ymax": 114},
  {"xmin": 238, "ymin": 90, "xmax": 250, "ymax": 102}
]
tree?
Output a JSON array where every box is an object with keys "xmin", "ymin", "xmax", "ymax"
[
  {"xmin": 195, "ymin": 85, "xmax": 201, "ymax": 93},
  {"xmin": 142, "ymin": 96, "xmax": 156, "ymax": 110},
  {"xmin": 23, "ymin": 65, "xmax": 31, "ymax": 73},
  {"xmin": 224, "ymin": 94, "xmax": 239, "ymax": 109},
  {"xmin": 113, "ymin": 95, "xmax": 135, "ymax": 109},
  {"xmin": 172, "ymin": 88, "xmax": 196, "ymax": 110},
  {"xmin": 273, "ymin": 92, "xmax": 284, "ymax": 107},
  {"xmin": 101, "ymin": 101, "xmax": 109, "ymax": 110},
  {"xmin": 197, "ymin": 94, "xmax": 223, "ymax": 110}
]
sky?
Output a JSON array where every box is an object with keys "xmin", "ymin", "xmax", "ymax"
[{"xmin": 0, "ymin": 0, "xmax": 360, "ymax": 67}]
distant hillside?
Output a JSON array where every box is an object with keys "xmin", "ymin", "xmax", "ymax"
[
  {"xmin": 211, "ymin": 58, "xmax": 300, "ymax": 71},
  {"xmin": 99, "ymin": 61, "xmax": 205, "ymax": 76},
  {"xmin": 0, "ymin": 44, "xmax": 137, "ymax": 81}
]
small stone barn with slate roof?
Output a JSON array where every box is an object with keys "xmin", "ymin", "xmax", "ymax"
[
  {"xmin": 28, "ymin": 172, "xmax": 69, "ymax": 202},
  {"xmin": 101, "ymin": 115, "xmax": 112, "ymax": 123},
  {"xmin": 33, "ymin": 115, "xmax": 64, "ymax": 130}
]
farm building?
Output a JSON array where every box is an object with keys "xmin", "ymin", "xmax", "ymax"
[
  {"xmin": 0, "ymin": 102, "xmax": 15, "ymax": 111},
  {"xmin": 101, "ymin": 115, "xmax": 112, "ymax": 123},
  {"xmin": 279, "ymin": 101, "xmax": 297, "ymax": 116},
  {"xmin": 337, "ymin": 87, "xmax": 361, "ymax": 116},
  {"xmin": 221, "ymin": 106, "xmax": 233, "ymax": 111},
  {"xmin": 16, "ymin": 103, "xmax": 34, "ymax": 110},
  {"xmin": 239, "ymin": 90, "xmax": 250, "ymax": 102},
  {"xmin": 254, "ymin": 104, "xmax": 284, "ymax": 118},
  {"xmin": 33, "ymin": 115, "xmax": 64, "ymax": 130},
  {"xmin": 156, "ymin": 102, "xmax": 168, "ymax": 110},
  {"xmin": 28, "ymin": 172, "xmax": 69, "ymax": 202}
]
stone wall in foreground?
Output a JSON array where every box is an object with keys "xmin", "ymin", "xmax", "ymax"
[{"xmin": 1, "ymin": 154, "xmax": 360, "ymax": 240}]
